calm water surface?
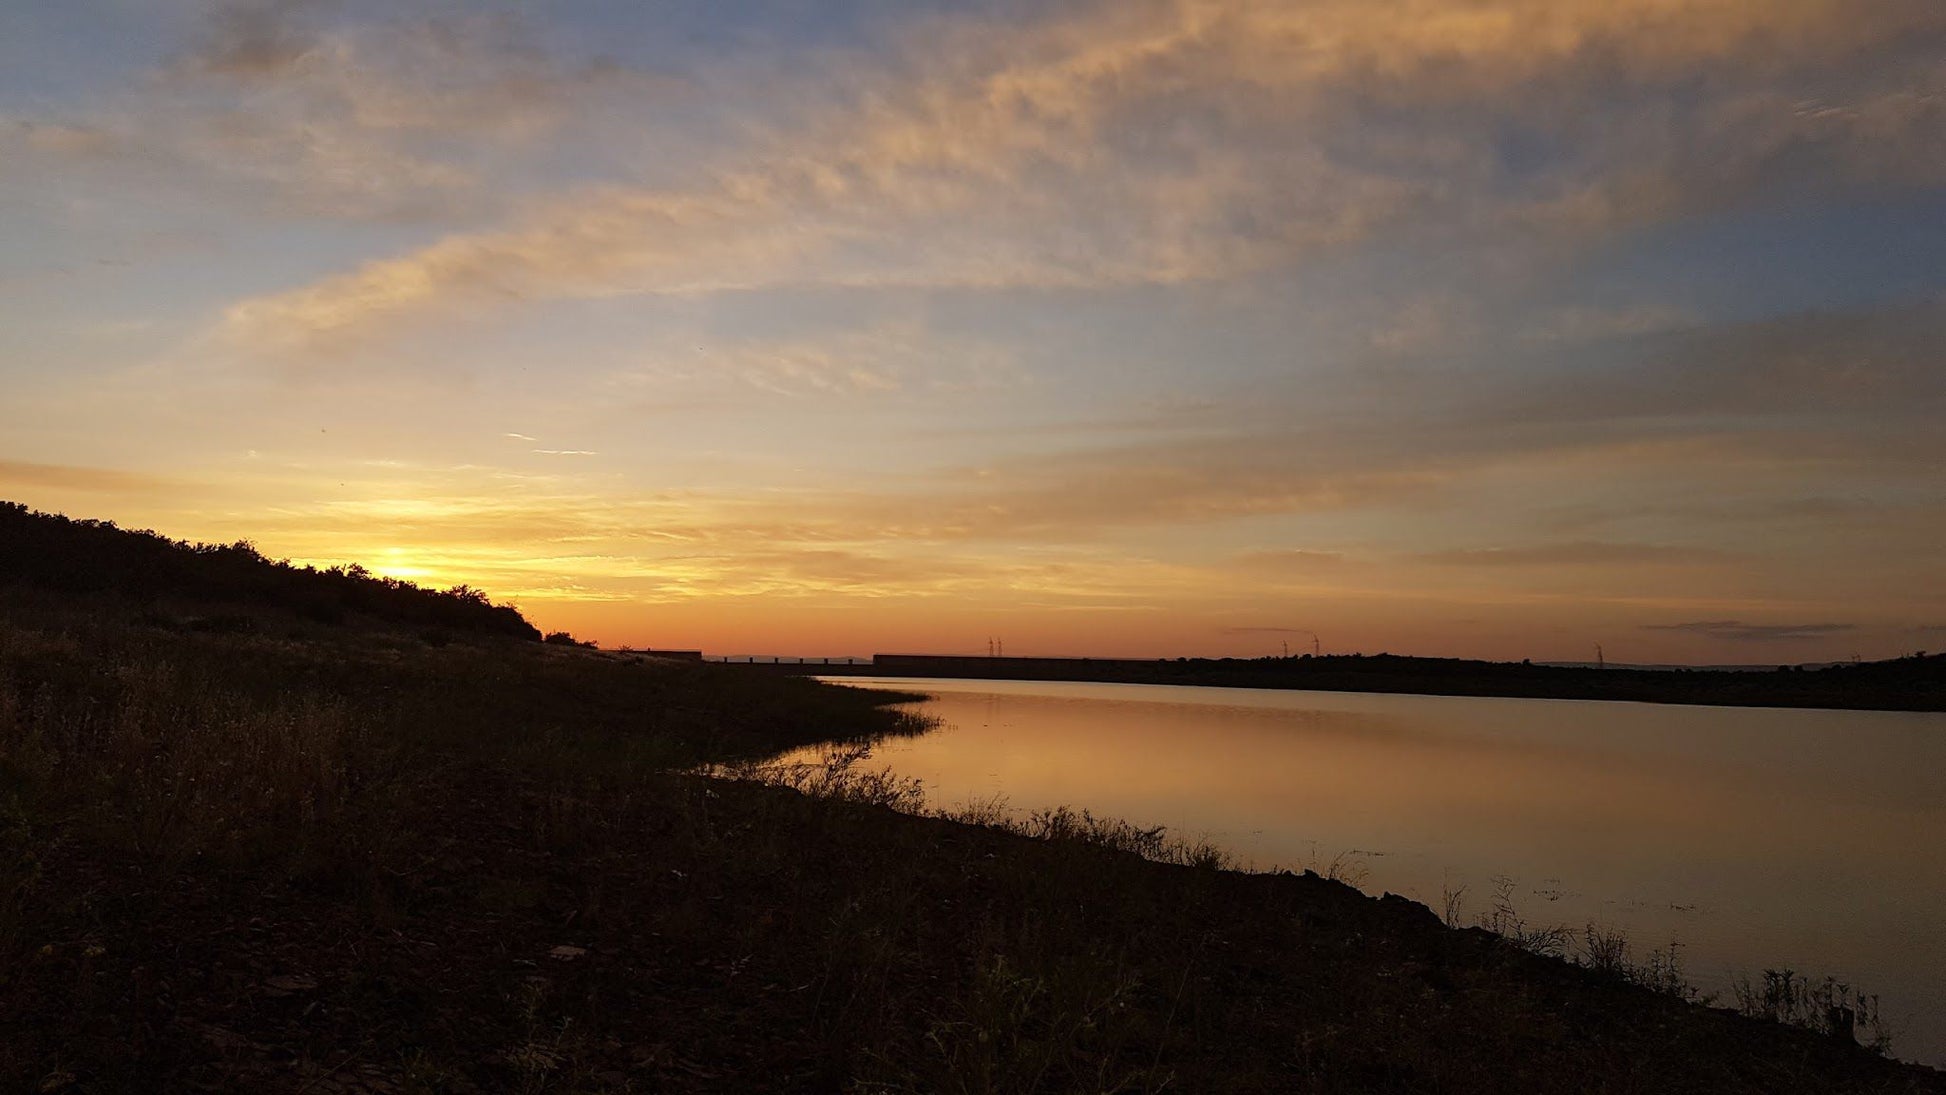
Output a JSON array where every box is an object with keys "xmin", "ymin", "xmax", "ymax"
[{"xmin": 789, "ymin": 677, "xmax": 1946, "ymax": 1065}]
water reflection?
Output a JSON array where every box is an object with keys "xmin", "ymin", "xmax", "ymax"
[{"xmin": 789, "ymin": 677, "xmax": 1946, "ymax": 1065}]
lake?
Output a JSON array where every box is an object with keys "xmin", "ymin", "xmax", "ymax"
[{"xmin": 784, "ymin": 677, "xmax": 1946, "ymax": 1065}]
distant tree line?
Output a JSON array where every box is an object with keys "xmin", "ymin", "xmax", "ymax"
[
  {"xmin": 0, "ymin": 501, "xmax": 540, "ymax": 641},
  {"xmin": 823, "ymin": 649, "xmax": 1944, "ymax": 710}
]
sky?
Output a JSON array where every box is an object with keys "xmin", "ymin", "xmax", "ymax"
[{"xmin": 2, "ymin": 0, "xmax": 1943, "ymax": 662}]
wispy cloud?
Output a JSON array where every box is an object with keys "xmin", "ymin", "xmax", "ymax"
[
  {"xmin": 6, "ymin": 0, "xmax": 1942, "ymax": 659},
  {"xmin": 4, "ymin": 3, "xmax": 694, "ymax": 223},
  {"xmin": 1381, "ymin": 297, "xmax": 1946, "ymax": 475},
  {"xmin": 1414, "ymin": 543, "xmax": 1733, "ymax": 567},
  {"xmin": 187, "ymin": 0, "xmax": 318, "ymax": 78},
  {"xmin": 1643, "ymin": 620, "xmax": 1856, "ymax": 642},
  {"xmin": 0, "ymin": 460, "xmax": 179, "ymax": 494},
  {"xmin": 207, "ymin": 0, "xmax": 1946, "ymax": 350},
  {"xmin": 612, "ymin": 320, "xmax": 1017, "ymax": 399},
  {"xmin": 1233, "ymin": 550, "xmax": 1349, "ymax": 569},
  {"xmin": 1518, "ymin": 305, "xmax": 1699, "ymax": 345}
]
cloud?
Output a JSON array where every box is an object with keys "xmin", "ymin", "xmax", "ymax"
[
  {"xmin": 1519, "ymin": 305, "xmax": 1699, "ymax": 345},
  {"xmin": 60, "ymin": 430, "xmax": 1914, "ymax": 623},
  {"xmin": 4, "ymin": 4, "xmax": 694, "ymax": 223},
  {"xmin": 212, "ymin": 433, "xmax": 1436, "ymax": 559},
  {"xmin": 0, "ymin": 460, "xmax": 179, "ymax": 494},
  {"xmin": 161, "ymin": 463, "xmax": 1224, "ymax": 604},
  {"xmin": 845, "ymin": 443, "xmax": 1442, "ymax": 541},
  {"xmin": 1234, "ymin": 549, "xmax": 1348, "ymax": 568},
  {"xmin": 1631, "ymin": 301, "xmax": 1946, "ymax": 420},
  {"xmin": 1643, "ymin": 620, "xmax": 1856, "ymax": 642},
  {"xmin": 1403, "ymin": 296, "xmax": 1946, "ymax": 475},
  {"xmin": 1414, "ymin": 542, "xmax": 1732, "ymax": 567},
  {"xmin": 210, "ymin": 0, "xmax": 1946, "ymax": 350},
  {"xmin": 605, "ymin": 319, "xmax": 1021, "ymax": 399},
  {"xmin": 480, "ymin": 307, "xmax": 1932, "ymax": 546},
  {"xmin": 188, "ymin": 0, "xmax": 319, "ymax": 78}
]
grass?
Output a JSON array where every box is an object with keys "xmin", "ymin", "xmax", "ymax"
[
  {"xmin": 724, "ymin": 745, "xmax": 1234, "ymax": 870},
  {"xmin": 1576, "ymin": 925, "xmax": 1705, "ymax": 1002},
  {"xmin": 1736, "ymin": 970, "xmax": 1894, "ymax": 1055},
  {"xmin": 2, "ymin": 597, "xmax": 1942, "ymax": 1093}
]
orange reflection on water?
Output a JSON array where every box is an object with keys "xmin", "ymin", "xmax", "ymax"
[{"xmin": 786, "ymin": 678, "xmax": 1946, "ymax": 1064}]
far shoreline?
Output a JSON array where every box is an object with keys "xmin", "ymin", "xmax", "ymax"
[
  {"xmin": 712, "ymin": 649, "xmax": 1946, "ymax": 712},
  {"xmin": 806, "ymin": 672, "xmax": 1941, "ymax": 715}
]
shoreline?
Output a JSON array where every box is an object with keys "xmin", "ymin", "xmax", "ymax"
[{"xmin": 717, "ymin": 651, "xmax": 1946, "ymax": 712}]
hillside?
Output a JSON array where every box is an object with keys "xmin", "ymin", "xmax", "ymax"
[{"xmin": 0, "ymin": 501, "xmax": 538, "ymax": 641}]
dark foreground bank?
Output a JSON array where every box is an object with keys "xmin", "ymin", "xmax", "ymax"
[{"xmin": 3, "ymin": 595, "xmax": 1942, "ymax": 1093}]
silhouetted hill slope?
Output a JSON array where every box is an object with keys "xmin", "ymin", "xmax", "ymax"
[{"xmin": 0, "ymin": 501, "xmax": 538, "ymax": 641}]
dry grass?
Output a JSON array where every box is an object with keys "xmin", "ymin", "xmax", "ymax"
[
  {"xmin": 723, "ymin": 745, "xmax": 1234, "ymax": 871},
  {"xmin": 1736, "ymin": 970, "xmax": 1894, "ymax": 1055}
]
